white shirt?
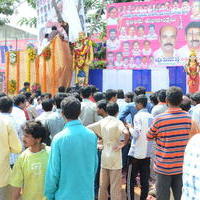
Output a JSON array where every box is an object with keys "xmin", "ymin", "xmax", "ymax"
[
  {"xmin": 107, "ymin": 18, "xmax": 118, "ymax": 25},
  {"xmin": 192, "ymin": 104, "xmax": 200, "ymax": 125},
  {"xmin": 128, "ymin": 109, "xmax": 153, "ymax": 159},
  {"xmin": 36, "ymin": 111, "xmax": 54, "ymax": 124},
  {"xmin": 142, "ymin": 48, "xmax": 152, "ymax": 56},
  {"xmin": 107, "ymin": 39, "xmax": 120, "ymax": 51}
]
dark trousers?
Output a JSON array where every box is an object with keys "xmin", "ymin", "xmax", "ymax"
[
  {"xmin": 126, "ymin": 157, "xmax": 150, "ymax": 200},
  {"xmin": 156, "ymin": 173, "xmax": 183, "ymax": 200}
]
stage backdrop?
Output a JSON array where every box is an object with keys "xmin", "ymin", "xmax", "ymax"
[{"xmin": 106, "ymin": 0, "xmax": 200, "ymax": 69}]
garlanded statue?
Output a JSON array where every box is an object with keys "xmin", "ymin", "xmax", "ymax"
[
  {"xmin": 185, "ymin": 50, "xmax": 200, "ymax": 93},
  {"xmin": 73, "ymin": 32, "xmax": 94, "ymax": 85}
]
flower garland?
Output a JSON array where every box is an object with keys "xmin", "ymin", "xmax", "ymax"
[
  {"xmin": 27, "ymin": 47, "xmax": 37, "ymax": 62},
  {"xmin": 9, "ymin": 51, "xmax": 17, "ymax": 64},
  {"xmin": 42, "ymin": 47, "xmax": 51, "ymax": 60},
  {"xmin": 31, "ymin": 83, "xmax": 41, "ymax": 93},
  {"xmin": 8, "ymin": 80, "xmax": 17, "ymax": 94}
]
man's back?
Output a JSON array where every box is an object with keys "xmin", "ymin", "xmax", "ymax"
[
  {"xmin": 45, "ymin": 120, "xmax": 98, "ymax": 200},
  {"xmin": 147, "ymin": 108, "xmax": 191, "ymax": 175}
]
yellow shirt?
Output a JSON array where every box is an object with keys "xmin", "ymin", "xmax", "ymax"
[
  {"xmin": 0, "ymin": 117, "xmax": 22, "ymax": 187},
  {"xmin": 88, "ymin": 116, "xmax": 126, "ymax": 170},
  {"xmin": 10, "ymin": 146, "xmax": 50, "ymax": 200}
]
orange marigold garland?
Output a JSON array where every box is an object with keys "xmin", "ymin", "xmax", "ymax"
[{"xmin": 42, "ymin": 47, "xmax": 51, "ymax": 60}]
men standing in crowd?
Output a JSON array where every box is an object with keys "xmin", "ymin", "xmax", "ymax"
[
  {"xmin": 19, "ymin": 82, "xmax": 30, "ymax": 94},
  {"xmin": 147, "ymin": 87, "xmax": 192, "ymax": 200},
  {"xmin": 45, "ymin": 96, "xmax": 98, "ymax": 200}
]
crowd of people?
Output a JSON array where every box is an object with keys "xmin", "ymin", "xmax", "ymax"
[{"xmin": 1, "ymin": 82, "xmax": 200, "ymax": 200}]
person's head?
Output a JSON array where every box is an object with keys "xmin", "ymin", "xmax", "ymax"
[
  {"xmin": 61, "ymin": 96, "xmax": 81, "ymax": 120},
  {"xmin": 149, "ymin": 55, "xmax": 154, "ymax": 63},
  {"xmin": 106, "ymin": 102, "xmax": 119, "ymax": 116},
  {"xmin": 89, "ymin": 85, "xmax": 98, "ymax": 95},
  {"xmin": 93, "ymin": 92, "xmax": 105, "ymax": 102},
  {"xmin": 13, "ymin": 94, "xmax": 26, "ymax": 109},
  {"xmin": 0, "ymin": 96, "xmax": 13, "ymax": 113},
  {"xmin": 108, "ymin": 6, "xmax": 118, "ymax": 18},
  {"xmin": 191, "ymin": 0, "xmax": 200, "ymax": 17},
  {"xmin": 52, "ymin": 26, "xmax": 57, "ymax": 31},
  {"xmin": 149, "ymin": 24, "xmax": 156, "ymax": 33},
  {"xmin": 135, "ymin": 94, "xmax": 148, "ymax": 110},
  {"xmin": 134, "ymin": 56, "xmax": 142, "ymax": 65},
  {"xmin": 142, "ymin": 56, "xmax": 147, "ymax": 64},
  {"xmin": 80, "ymin": 86, "xmax": 92, "ymax": 99},
  {"xmin": 133, "ymin": 41, "xmax": 140, "ymax": 50},
  {"xmin": 150, "ymin": 92, "xmax": 159, "ymax": 105},
  {"xmin": 43, "ymin": 93, "xmax": 52, "ymax": 100},
  {"xmin": 97, "ymin": 100, "xmax": 107, "ymax": 117},
  {"xmin": 128, "ymin": 25, "xmax": 136, "ymax": 36},
  {"xmin": 44, "ymin": 33, "xmax": 49, "ymax": 39},
  {"xmin": 117, "ymin": 89, "xmax": 124, "ymax": 99},
  {"xmin": 123, "ymin": 57, "xmax": 129, "ymax": 65},
  {"xmin": 185, "ymin": 22, "xmax": 200, "ymax": 50},
  {"xmin": 24, "ymin": 82, "xmax": 30, "ymax": 89},
  {"xmin": 109, "ymin": 29, "xmax": 117, "ymax": 41},
  {"xmin": 0, "ymin": 92, "xmax": 6, "ymax": 98},
  {"xmin": 58, "ymin": 86, "xmax": 66, "ymax": 93},
  {"xmin": 122, "ymin": 41, "xmax": 130, "ymax": 51},
  {"xmin": 23, "ymin": 121, "xmax": 46, "ymax": 148},
  {"xmin": 125, "ymin": 92, "xmax": 134, "ymax": 103},
  {"xmin": 137, "ymin": 25, "xmax": 145, "ymax": 36},
  {"xmin": 106, "ymin": 89, "xmax": 117, "ymax": 102},
  {"xmin": 134, "ymin": 86, "xmax": 146, "ymax": 96},
  {"xmin": 107, "ymin": 52, "xmax": 114, "ymax": 64},
  {"xmin": 158, "ymin": 89, "xmax": 166, "ymax": 103},
  {"xmin": 116, "ymin": 52, "xmax": 123, "ymax": 62},
  {"xmin": 166, "ymin": 86, "xmax": 183, "ymax": 107},
  {"xmin": 143, "ymin": 40, "xmax": 151, "ymax": 50},
  {"xmin": 53, "ymin": 93, "xmax": 69, "ymax": 109},
  {"xmin": 159, "ymin": 25, "xmax": 177, "ymax": 56},
  {"xmin": 41, "ymin": 99, "xmax": 53, "ymax": 112},
  {"xmin": 173, "ymin": 0, "xmax": 179, "ymax": 7},
  {"xmin": 191, "ymin": 92, "xmax": 200, "ymax": 105},
  {"xmin": 180, "ymin": 95, "xmax": 191, "ymax": 111}
]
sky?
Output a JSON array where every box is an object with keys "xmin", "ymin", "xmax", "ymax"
[{"xmin": 8, "ymin": 1, "xmax": 37, "ymax": 35}]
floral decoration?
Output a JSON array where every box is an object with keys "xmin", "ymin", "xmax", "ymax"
[
  {"xmin": 9, "ymin": 51, "xmax": 17, "ymax": 64},
  {"xmin": 8, "ymin": 80, "xmax": 17, "ymax": 94},
  {"xmin": 42, "ymin": 47, "xmax": 51, "ymax": 60},
  {"xmin": 31, "ymin": 83, "xmax": 41, "ymax": 93},
  {"xmin": 27, "ymin": 47, "xmax": 37, "ymax": 62}
]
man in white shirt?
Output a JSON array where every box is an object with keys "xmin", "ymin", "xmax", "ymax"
[
  {"xmin": 142, "ymin": 40, "xmax": 152, "ymax": 56},
  {"xmin": 127, "ymin": 95, "xmax": 153, "ymax": 200},
  {"xmin": 153, "ymin": 25, "xmax": 179, "ymax": 65},
  {"xmin": 79, "ymin": 86, "xmax": 101, "ymax": 126},
  {"xmin": 114, "ymin": 52, "xmax": 123, "ymax": 68},
  {"xmin": 107, "ymin": 6, "xmax": 118, "ymax": 25},
  {"xmin": 107, "ymin": 29, "xmax": 120, "ymax": 51},
  {"xmin": 178, "ymin": 22, "xmax": 200, "ymax": 64}
]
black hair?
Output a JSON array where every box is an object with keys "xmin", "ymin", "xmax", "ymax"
[
  {"xmin": 24, "ymin": 92, "xmax": 32, "ymax": 100},
  {"xmin": 158, "ymin": 89, "xmax": 166, "ymax": 103},
  {"xmin": 94, "ymin": 92, "xmax": 105, "ymax": 102},
  {"xmin": 61, "ymin": 96, "xmax": 81, "ymax": 120},
  {"xmin": 80, "ymin": 86, "xmax": 92, "ymax": 98},
  {"xmin": 137, "ymin": 25, "xmax": 145, "ymax": 30},
  {"xmin": 108, "ymin": 6, "xmax": 117, "ymax": 12},
  {"xmin": 191, "ymin": 92, "xmax": 200, "ymax": 104},
  {"xmin": 109, "ymin": 28, "xmax": 117, "ymax": 33},
  {"xmin": 72, "ymin": 92, "xmax": 82, "ymax": 102},
  {"xmin": 0, "ymin": 92, "xmax": 6, "ymax": 98},
  {"xmin": 58, "ymin": 86, "xmax": 66, "ymax": 93},
  {"xmin": 180, "ymin": 96, "xmax": 191, "ymax": 112},
  {"xmin": 13, "ymin": 94, "xmax": 26, "ymax": 106},
  {"xmin": 134, "ymin": 86, "xmax": 146, "ymax": 96},
  {"xmin": 42, "ymin": 99, "xmax": 53, "ymax": 111},
  {"xmin": 106, "ymin": 103, "xmax": 119, "ymax": 116},
  {"xmin": 24, "ymin": 121, "xmax": 46, "ymax": 143},
  {"xmin": 97, "ymin": 100, "xmax": 107, "ymax": 112},
  {"xmin": 106, "ymin": 89, "xmax": 117, "ymax": 101},
  {"xmin": 0, "ymin": 96, "xmax": 13, "ymax": 113},
  {"xmin": 66, "ymin": 87, "xmax": 72, "ymax": 93},
  {"xmin": 125, "ymin": 92, "xmax": 134, "ymax": 102},
  {"xmin": 44, "ymin": 93, "xmax": 52, "ymax": 99},
  {"xmin": 53, "ymin": 93, "xmax": 69, "ymax": 109},
  {"xmin": 24, "ymin": 82, "xmax": 30, "ymax": 87},
  {"xmin": 185, "ymin": 22, "xmax": 200, "ymax": 35},
  {"xmin": 117, "ymin": 89, "xmax": 124, "ymax": 99},
  {"xmin": 166, "ymin": 86, "xmax": 183, "ymax": 106},
  {"xmin": 150, "ymin": 92, "xmax": 159, "ymax": 105},
  {"xmin": 52, "ymin": 26, "xmax": 57, "ymax": 30},
  {"xmin": 44, "ymin": 33, "xmax": 49, "ymax": 38},
  {"xmin": 135, "ymin": 94, "xmax": 148, "ymax": 108},
  {"xmin": 89, "ymin": 85, "xmax": 98, "ymax": 95}
]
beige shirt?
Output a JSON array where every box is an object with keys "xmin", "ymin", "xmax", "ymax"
[
  {"xmin": 79, "ymin": 99, "xmax": 101, "ymax": 126},
  {"xmin": 88, "ymin": 116, "xmax": 126, "ymax": 170},
  {"xmin": 0, "ymin": 117, "xmax": 22, "ymax": 187}
]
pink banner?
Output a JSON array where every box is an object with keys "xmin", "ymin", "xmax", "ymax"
[{"xmin": 106, "ymin": 0, "xmax": 200, "ymax": 69}]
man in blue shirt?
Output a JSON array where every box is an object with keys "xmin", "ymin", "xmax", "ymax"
[{"xmin": 45, "ymin": 96, "xmax": 98, "ymax": 200}]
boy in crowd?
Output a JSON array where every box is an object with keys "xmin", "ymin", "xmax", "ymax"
[
  {"xmin": 10, "ymin": 121, "xmax": 50, "ymax": 200},
  {"xmin": 127, "ymin": 95, "xmax": 153, "ymax": 200},
  {"xmin": 88, "ymin": 103, "xmax": 129, "ymax": 200}
]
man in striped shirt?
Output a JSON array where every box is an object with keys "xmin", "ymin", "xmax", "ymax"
[{"xmin": 147, "ymin": 86, "xmax": 192, "ymax": 200}]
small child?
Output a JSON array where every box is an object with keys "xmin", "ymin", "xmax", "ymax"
[{"xmin": 10, "ymin": 121, "xmax": 50, "ymax": 200}]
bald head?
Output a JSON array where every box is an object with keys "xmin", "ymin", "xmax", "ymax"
[{"xmin": 159, "ymin": 25, "xmax": 177, "ymax": 57}]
